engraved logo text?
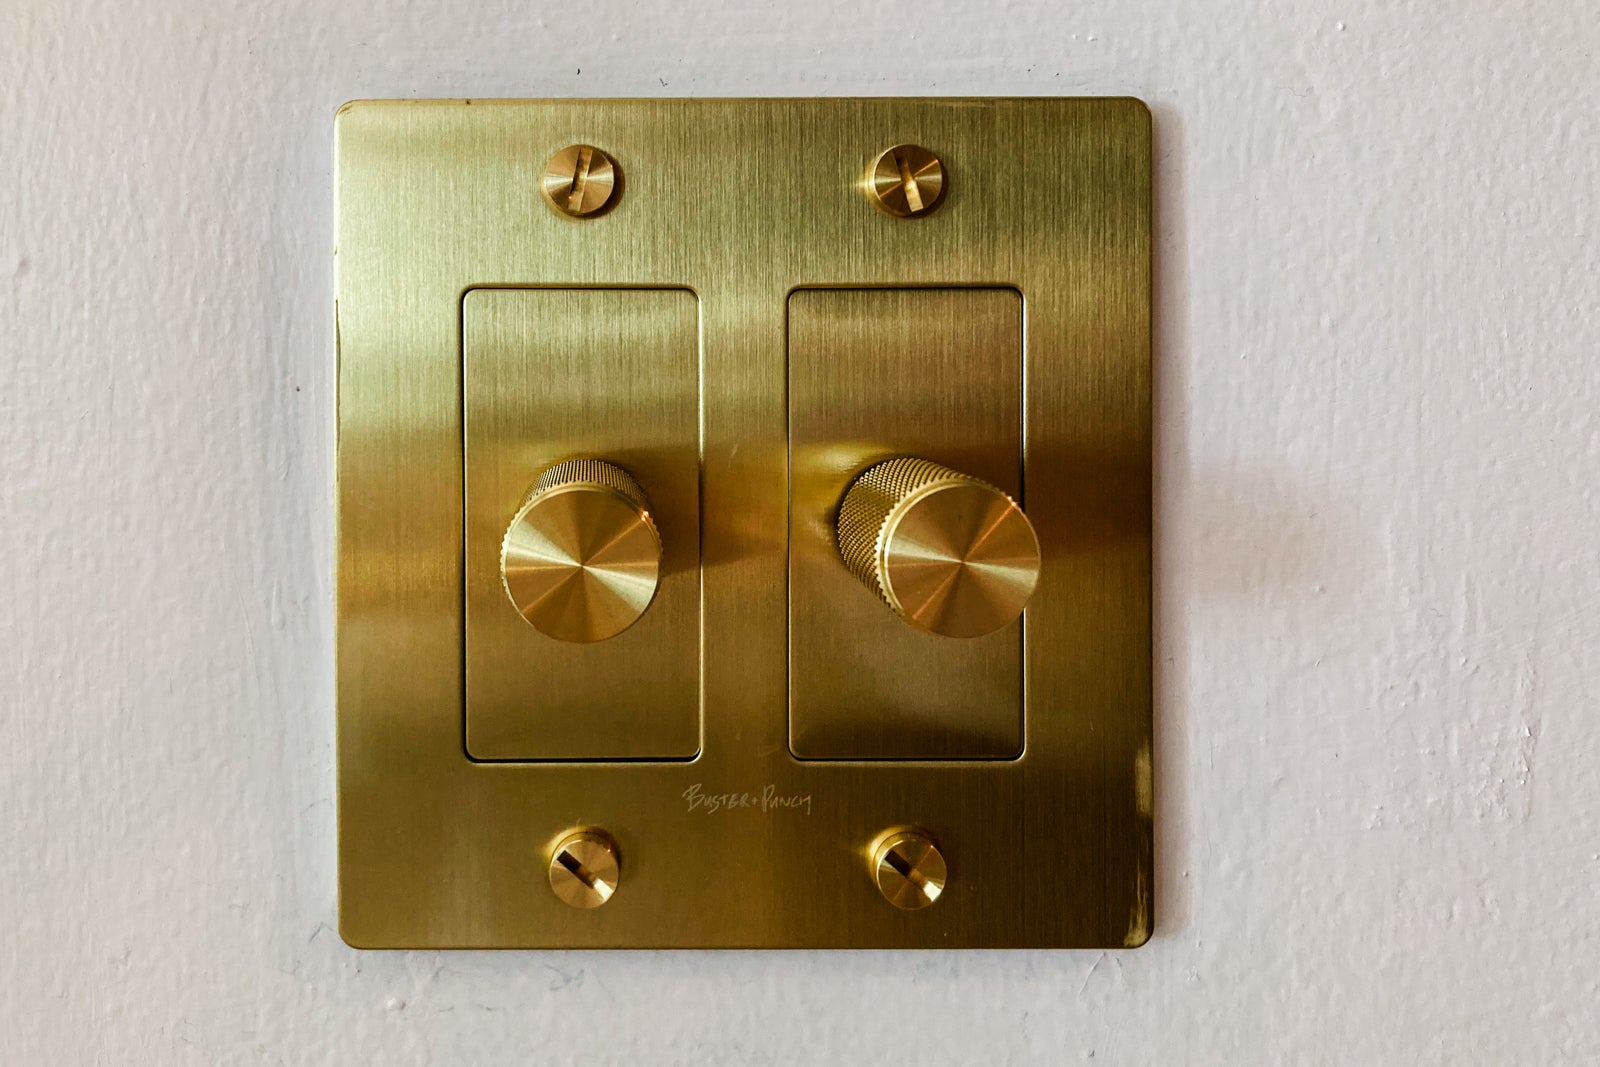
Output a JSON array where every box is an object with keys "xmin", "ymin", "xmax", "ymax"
[{"xmin": 683, "ymin": 782, "xmax": 813, "ymax": 816}]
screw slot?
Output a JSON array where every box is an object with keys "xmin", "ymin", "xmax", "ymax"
[
  {"xmin": 870, "ymin": 829, "xmax": 947, "ymax": 909},
  {"xmin": 541, "ymin": 144, "xmax": 620, "ymax": 218},
  {"xmin": 865, "ymin": 144, "xmax": 946, "ymax": 218},
  {"xmin": 548, "ymin": 829, "xmax": 621, "ymax": 908}
]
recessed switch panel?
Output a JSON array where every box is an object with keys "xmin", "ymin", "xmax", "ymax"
[
  {"xmin": 788, "ymin": 288, "xmax": 1025, "ymax": 760},
  {"xmin": 462, "ymin": 288, "xmax": 701, "ymax": 761}
]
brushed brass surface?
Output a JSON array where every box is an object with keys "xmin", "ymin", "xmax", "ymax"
[
  {"xmin": 837, "ymin": 458, "xmax": 1041, "ymax": 638},
  {"xmin": 866, "ymin": 144, "xmax": 946, "ymax": 217},
  {"xmin": 548, "ymin": 830, "xmax": 621, "ymax": 909},
  {"xmin": 870, "ymin": 830, "xmax": 948, "ymax": 910},
  {"xmin": 336, "ymin": 98, "xmax": 1152, "ymax": 948},
  {"xmin": 541, "ymin": 144, "xmax": 619, "ymax": 217},
  {"xmin": 463, "ymin": 289, "xmax": 700, "ymax": 761},
  {"xmin": 501, "ymin": 460, "xmax": 662, "ymax": 643},
  {"xmin": 789, "ymin": 288, "xmax": 1025, "ymax": 760}
]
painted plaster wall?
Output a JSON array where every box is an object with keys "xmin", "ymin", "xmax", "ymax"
[{"xmin": 3, "ymin": 0, "xmax": 1597, "ymax": 1062}]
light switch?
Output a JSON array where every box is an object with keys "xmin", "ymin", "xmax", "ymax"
[
  {"xmin": 499, "ymin": 458, "xmax": 663, "ymax": 644},
  {"xmin": 462, "ymin": 288, "xmax": 701, "ymax": 761},
  {"xmin": 336, "ymin": 98, "xmax": 1152, "ymax": 949},
  {"xmin": 788, "ymin": 287, "xmax": 1025, "ymax": 760}
]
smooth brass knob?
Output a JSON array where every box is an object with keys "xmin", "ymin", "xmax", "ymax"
[
  {"xmin": 837, "ymin": 458, "xmax": 1040, "ymax": 638},
  {"xmin": 501, "ymin": 459, "xmax": 662, "ymax": 643},
  {"xmin": 871, "ymin": 830, "xmax": 947, "ymax": 910}
]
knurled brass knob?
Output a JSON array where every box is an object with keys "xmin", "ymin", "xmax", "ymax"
[
  {"xmin": 837, "ymin": 458, "xmax": 1041, "ymax": 638},
  {"xmin": 501, "ymin": 459, "xmax": 662, "ymax": 643}
]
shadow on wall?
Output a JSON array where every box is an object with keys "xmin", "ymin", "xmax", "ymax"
[
  {"xmin": 1149, "ymin": 100, "xmax": 1375, "ymax": 943},
  {"xmin": 1152, "ymin": 98, "xmax": 1190, "ymax": 942}
]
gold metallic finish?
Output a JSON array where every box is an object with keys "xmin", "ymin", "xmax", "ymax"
[
  {"xmin": 501, "ymin": 459, "xmax": 662, "ymax": 643},
  {"xmin": 463, "ymin": 288, "xmax": 700, "ymax": 761},
  {"xmin": 336, "ymin": 98, "xmax": 1152, "ymax": 949},
  {"xmin": 838, "ymin": 458, "xmax": 1041, "ymax": 638},
  {"xmin": 866, "ymin": 143, "xmax": 946, "ymax": 217},
  {"xmin": 871, "ymin": 830, "xmax": 947, "ymax": 910},
  {"xmin": 548, "ymin": 830, "xmax": 621, "ymax": 909},
  {"xmin": 788, "ymin": 288, "xmax": 1025, "ymax": 760},
  {"xmin": 541, "ymin": 144, "xmax": 618, "ymax": 217}
]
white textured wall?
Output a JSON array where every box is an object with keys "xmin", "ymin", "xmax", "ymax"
[{"xmin": 3, "ymin": 0, "xmax": 1597, "ymax": 1062}]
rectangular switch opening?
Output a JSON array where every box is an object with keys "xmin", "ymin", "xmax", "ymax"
[
  {"xmin": 787, "ymin": 287, "xmax": 1025, "ymax": 761},
  {"xmin": 462, "ymin": 287, "xmax": 702, "ymax": 761}
]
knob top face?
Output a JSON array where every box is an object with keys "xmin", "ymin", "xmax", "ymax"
[
  {"xmin": 882, "ymin": 481, "xmax": 1041, "ymax": 637},
  {"xmin": 838, "ymin": 458, "xmax": 1041, "ymax": 638},
  {"xmin": 501, "ymin": 460, "xmax": 661, "ymax": 643}
]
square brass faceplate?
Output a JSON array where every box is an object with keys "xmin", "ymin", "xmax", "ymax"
[{"xmin": 335, "ymin": 98, "xmax": 1152, "ymax": 948}]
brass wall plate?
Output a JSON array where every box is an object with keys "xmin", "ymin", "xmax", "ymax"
[{"xmin": 335, "ymin": 98, "xmax": 1152, "ymax": 948}]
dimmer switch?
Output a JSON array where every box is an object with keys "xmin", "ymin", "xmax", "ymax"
[
  {"xmin": 336, "ymin": 98, "xmax": 1152, "ymax": 949},
  {"xmin": 462, "ymin": 288, "xmax": 701, "ymax": 761},
  {"xmin": 499, "ymin": 458, "xmax": 664, "ymax": 644},
  {"xmin": 788, "ymin": 287, "xmax": 1025, "ymax": 760},
  {"xmin": 834, "ymin": 456, "xmax": 1040, "ymax": 639}
]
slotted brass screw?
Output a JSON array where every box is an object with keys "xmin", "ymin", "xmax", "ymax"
[
  {"xmin": 548, "ymin": 830, "xmax": 620, "ymax": 908},
  {"xmin": 865, "ymin": 144, "xmax": 946, "ymax": 218},
  {"xmin": 871, "ymin": 830, "xmax": 947, "ymax": 909},
  {"xmin": 541, "ymin": 144, "xmax": 619, "ymax": 217}
]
